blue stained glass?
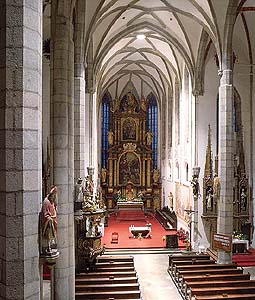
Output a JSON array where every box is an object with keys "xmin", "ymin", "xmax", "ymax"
[
  {"xmin": 147, "ymin": 94, "xmax": 158, "ymax": 169},
  {"xmin": 101, "ymin": 94, "xmax": 110, "ymax": 168}
]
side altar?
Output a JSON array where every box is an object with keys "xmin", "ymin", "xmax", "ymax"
[{"xmin": 101, "ymin": 92, "xmax": 161, "ymax": 212}]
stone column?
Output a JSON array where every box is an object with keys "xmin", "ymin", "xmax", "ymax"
[
  {"xmin": 0, "ymin": 1, "xmax": 42, "ymax": 299},
  {"xmin": 84, "ymin": 91, "xmax": 94, "ymax": 168},
  {"xmin": 74, "ymin": 0, "xmax": 86, "ymax": 181},
  {"xmin": 74, "ymin": 62, "xmax": 85, "ymax": 181},
  {"xmin": 51, "ymin": 1, "xmax": 75, "ymax": 299},
  {"xmin": 217, "ymin": 69, "xmax": 234, "ymax": 264}
]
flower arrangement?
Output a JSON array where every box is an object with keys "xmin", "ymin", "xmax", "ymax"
[
  {"xmin": 233, "ymin": 231, "xmax": 247, "ymax": 240},
  {"xmin": 177, "ymin": 228, "xmax": 189, "ymax": 241}
]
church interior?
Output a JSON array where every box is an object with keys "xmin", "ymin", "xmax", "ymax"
[{"xmin": 1, "ymin": 0, "xmax": 255, "ymax": 299}]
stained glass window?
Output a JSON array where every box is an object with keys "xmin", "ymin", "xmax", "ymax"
[
  {"xmin": 147, "ymin": 94, "xmax": 158, "ymax": 169},
  {"xmin": 101, "ymin": 94, "xmax": 111, "ymax": 168}
]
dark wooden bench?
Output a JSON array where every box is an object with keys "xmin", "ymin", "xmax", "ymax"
[
  {"xmin": 180, "ymin": 272, "xmax": 249, "ymax": 291},
  {"xmin": 186, "ymin": 280, "xmax": 255, "ymax": 299},
  {"xmin": 75, "ymin": 290, "xmax": 141, "ymax": 299},
  {"xmin": 155, "ymin": 207, "xmax": 177, "ymax": 229},
  {"xmin": 169, "ymin": 259, "xmax": 215, "ymax": 274},
  {"xmin": 190, "ymin": 286, "xmax": 255, "ymax": 300},
  {"xmin": 76, "ymin": 283, "xmax": 140, "ymax": 292},
  {"xmin": 76, "ymin": 271, "xmax": 137, "ymax": 279},
  {"xmin": 195, "ymin": 295, "xmax": 255, "ymax": 300},
  {"xmin": 168, "ymin": 254, "xmax": 211, "ymax": 270},
  {"xmin": 76, "ymin": 276, "xmax": 138, "ymax": 285},
  {"xmin": 174, "ymin": 264, "xmax": 238, "ymax": 281},
  {"xmin": 176, "ymin": 268, "xmax": 243, "ymax": 285}
]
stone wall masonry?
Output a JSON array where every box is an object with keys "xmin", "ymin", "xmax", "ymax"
[{"xmin": 0, "ymin": 1, "xmax": 42, "ymax": 300}]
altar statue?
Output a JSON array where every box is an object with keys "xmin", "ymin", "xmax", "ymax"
[
  {"xmin": 153, "ymin": 168, "xmax": 160, "ymax": 183},
  {"xmin": 145, "ymin": 131, "xmax": 153, "ymax": 146},
  {"xmin": 41, "ymin": 185, "xmax": 58, "ymax": 255},
  {"xmin": 169, "ymin": 192, "xmax": 174, "ymax": 210},
  {"xmin": 240, "ymin": 188, "xmax": 247, "ymax": 211},
  {"xmin": 206, "ymin": 187, "xmax": 213, "ymax": 211},
  {"xmin": 101, "ymin": 167, "xmax": 107, "ymax": 183},
  {"xmin": 107, "ymin": 131, "xmax": 114, "ymax": 145},
  {"xmin": 213, "ymin": 173, "xmax": 220, "ymax": 199},
  {"xmin": 74, "ymin": 178, "xmax": 84, "ymax": 214},
  {"xmin": 126, "ymin": 183, "xmax": 135, "ymax": 201}
]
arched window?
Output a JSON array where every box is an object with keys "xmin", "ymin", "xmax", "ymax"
[
  {"xmin": 147, "ymin": 93, "xmax": 158, "ymax": 169},
  {"xmin": 101, "ymin": 93, "xmax": 112, "ymax": 167}
]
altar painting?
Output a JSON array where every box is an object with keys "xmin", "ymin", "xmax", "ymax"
[
  {"xmin": 118, "ymin": 152, "xmax": 140, "ymax": 185},
  {"xmin": 122, "ymin": 118, "xmax": 137, "ymax": 141},
  {"xmin": 175, "ymin": 183, "xmax": 192, "ymax": 224}
]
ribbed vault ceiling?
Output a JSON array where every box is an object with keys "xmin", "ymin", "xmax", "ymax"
[{"xmin": 86, "ymin": 0, "xmax": 225, "ymax": 100}]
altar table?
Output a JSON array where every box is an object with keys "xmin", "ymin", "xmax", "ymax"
[
  {"xmin": 129, "ymin": 226, "xmax": 151, "ymax": 238},
  {"xmin": 232, "ymin": 239, "xmax": 249, "ymax": 253}
]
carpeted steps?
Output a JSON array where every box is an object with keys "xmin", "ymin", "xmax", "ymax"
[
  {"xmin": 117, "ymin": 210, "xmax": 146, "ymax": 222},
  {"xmin": 75, "ymin": 255, "xmax": 141, "ymax": 300}
]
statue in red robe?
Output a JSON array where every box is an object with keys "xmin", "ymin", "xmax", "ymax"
[{"xmin": 41, "ymin": 185, "xmax": 58, "ymax": 254}]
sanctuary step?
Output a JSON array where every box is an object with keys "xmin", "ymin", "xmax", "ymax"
[
  {"xmin": 75, "ymin": 255, "xmax": 141, "ymax": 300},
  {"xmin": 117, "ymin": 210, "xmax": 146, "ymax": 222}
]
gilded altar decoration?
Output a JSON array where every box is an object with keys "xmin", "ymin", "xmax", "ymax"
[
  {"xmin": 107, "ymin": 130, "xmax": 114, "ymax": 145},
  {"xmin": 101, "ymin": 168, "xmax": 107, "ymax": 183},
  {"xmin": 119, "ymin": 152, "xmax": 140, "ymax": 185},
  {"xmin": 145, "ymin": 131, "xmax": 153, "ymax": 146},
  {"xmin": 122, "ymin": 118, "xmax": 137, "ymax": 140},
  {"xmin": 153, "ymin": 168, "xmax": 160, "ymax": 183},
  {"xmin": 121, "ymin": 92, "xmax": 138, "ymax": 113},
  {"xmin": 102, "ymin": 91, "xmax": 161, "ymax": 211},
  {"xmin": 123, "ymin": 142, "xmax": 137, "ymax": 151}
]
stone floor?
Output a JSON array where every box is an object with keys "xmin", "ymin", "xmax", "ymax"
[{"xmin": 133, "ymin": 254, "xmax": 182, "ymax": 300}]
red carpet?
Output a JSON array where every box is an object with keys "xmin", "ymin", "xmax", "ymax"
[
  {"xmin": 233, "ymin": 248, "xmax": 255, "ymax": 267},
  {"xmin": 102, "ymin": 211, "xmax": 185, "ymax": 249}
]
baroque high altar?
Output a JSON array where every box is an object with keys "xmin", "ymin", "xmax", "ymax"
[{"xmin": 101, "ymin": 92, "xmax": 161, "ymax": 211}]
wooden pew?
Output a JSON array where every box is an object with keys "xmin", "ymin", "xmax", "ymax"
[
  {"xmin": 190, "ymin": 286, "xmax": 255, "ymax": 300},
  {"xmin": 174, "ymin": 264, "xmax": 238, "ymax": 281},
  {"xmin": 177, "ymin": 268, "xmax": 243, "ymax": 286},
  {"xmin": 169, "ymin": 259, "xmax": 215, "ymax": 274},
  {"xmin": 76, "ymin": 276, "xmax": 138, "ymax": 285},
  {"xmin": 186, "ymin": 280, "xmax": 255, "ymax": 299},
  {"xmin": 194, "ymin": 295, "xmax": 255, "ymax": 300},
  {"xmin": 76, "ymin": 271, "xmax": 137, "ymax": 279},
  {"xmin": 180, "ymin": 273, "xmax": 250, "ymax": 292},
  {"xmin": 75, "ymin": 283, "xmax": 140, "ymax": 292},
  {"xmin": 168, "ymin": 254, "xmax": 211, "ymax": 271}
]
